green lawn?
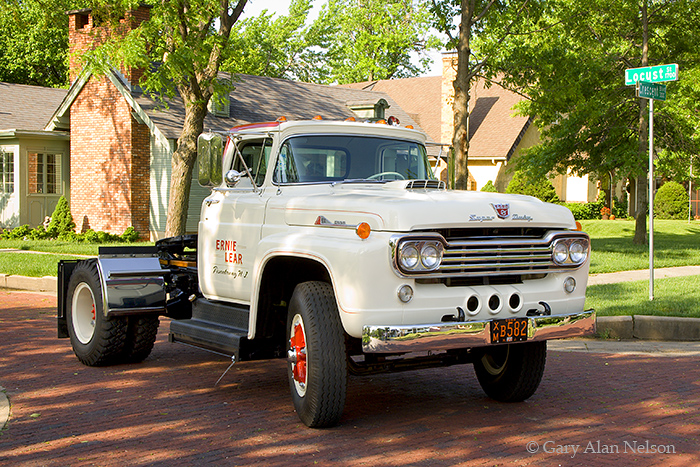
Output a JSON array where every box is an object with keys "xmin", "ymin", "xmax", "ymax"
[
  {"xmin": 0, "ymin": 239, "xmax": 153, "ymax": 278},
  {"xmin": 581, "ymin": 219, "xmax": 700, "ymax": 274},
  {"xmin": 586, "ymin": 275, "xmax": 700, "ymax": 319}
]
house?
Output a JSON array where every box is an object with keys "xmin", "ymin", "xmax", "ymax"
[
  {"xmin": 0, "ymin": 83, "xmax": 70, "ymax": 228},
  {"xmin": 25, "ymin": 6, "xmax": 421, "ymax": 241},
  {"xmin": 342, "ymin": 54, "xmax": 598, "ymax": 201}
]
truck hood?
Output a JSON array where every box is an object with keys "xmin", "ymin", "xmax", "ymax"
[{"xmin": 275, "ymin": 181, "xmax": 576, "ymax": 231}]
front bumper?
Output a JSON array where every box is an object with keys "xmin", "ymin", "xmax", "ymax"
[{"xmin": 362, "ymin": 309, "xmax": 595, "ymax": 353}]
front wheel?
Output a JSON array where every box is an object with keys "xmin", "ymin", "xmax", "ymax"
[
  {"xmin": 286, "ymin": 281, "xmax": 347, "ymax": 428},
  {"xmin": 66, "ymin": 262, "xmax": 127, "ymax": 366},
  {"xmin": 473, "ymin": 341, "xmax": 547, "ymax": 402}
]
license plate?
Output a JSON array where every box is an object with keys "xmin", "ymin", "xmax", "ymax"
[{"xmin": 490, "ymin": 318, "xmax": 529, "ymax": 344}]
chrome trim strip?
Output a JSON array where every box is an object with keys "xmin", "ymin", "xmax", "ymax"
[{"xmin": 361, "ymin": 309, "xmax": 596, "ymax": 353}]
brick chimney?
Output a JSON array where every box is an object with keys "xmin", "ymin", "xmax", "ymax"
[
  {"xmin": 66, "ymin": 5, "xmax": 152, "ymax": 239},
  {"xmin": 67, "ymin": 6, "xmax": 150, "ymax": 85}
]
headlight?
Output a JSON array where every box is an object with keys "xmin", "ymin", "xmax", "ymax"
[
  {"xmin": 395, "ymin": 237, "xmax": 445, "ymax": 274},
  {"xmin": 569, "ymin": 240, "xmax": 587, "ymax": 263},
  {"xmin": 399, "ymin": 244, "xmax": 420, "ymax": 270},
  {"xmin": 420, "ymin": 243, "xmax": 442, "ymax": 269},
  {"xmin": 552, "ymin": 236, "xmax": 590, "ymax": 266},
  {"xmin": 553, "ymin": 241, "xmax": 569, "ymax": 264}
]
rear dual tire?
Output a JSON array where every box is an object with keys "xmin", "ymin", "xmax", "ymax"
[{"xmin": 66, "ymin": 262, "xmax": 158, "ymax": 366}]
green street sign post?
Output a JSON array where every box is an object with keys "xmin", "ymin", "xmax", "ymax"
[
  {"xmin": 625, "ymin": 63, "xmax": 678, "ymax": 85},
  {"xmin": 625, "ymin": 63, "xmax": 679, "ymax": 300},
  {"xmin": 637, "ymin": 81, "xmax": 666, "ymax": 101}
]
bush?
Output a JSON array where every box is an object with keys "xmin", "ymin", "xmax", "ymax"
[
  {"xmin": 654, "ymin": 181, "xmax": 689, "ymax": 219},
  {"xmin": 480, "ymin": 180, "xmax": 498, "ymax": 192},
  {"xmin": 559, "ymin": 200, "xmax": 605, "ymax": 220},
  {"xmin": 120, "ymin": 226, "xmax": 140, "ymax": 242},
  {"xmin": 612, "ymin": 194, "xmax": 628, "ymax": 219},
  {"xmin": 47, "ymin": 196, "xmax": 75, "ymax": 236},
  {"xmin": 505, "ymin": 171, "xmax": 560, "ymax": 203}
]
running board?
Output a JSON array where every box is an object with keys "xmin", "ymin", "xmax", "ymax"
[{"xmin": 169, "ymin": 298, "xmax": 249, "ymax": 359}]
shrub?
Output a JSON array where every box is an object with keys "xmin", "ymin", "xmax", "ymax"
[
  {"xmin": 612, "ymin": 194, "xmax": 628, "ymax": 219},
  {"xmin": 480, "ymin": 180, "xmax": 498, "ymax": 192},
  {"xmin": 120, "ymin": 226, "xmax": 140, "ymax": 242},
  {"xmin": 0, "ymin": 224, "xmax": 33, "ymax": 239},
  {"xmin": 654, "ymin": 181, "xmax": 689, "ymax": 219},
  {"xmin": 47, "ymin": 196, "xmax": 75, "ymax": 236},
  {"xmin": 505, "ymin": 171, "xmax": 560, "ymax": 203}
]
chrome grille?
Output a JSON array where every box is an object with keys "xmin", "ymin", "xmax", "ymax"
[{"xmin": 440, "ymin": 236, "xmax": 556, "ymax": 276}]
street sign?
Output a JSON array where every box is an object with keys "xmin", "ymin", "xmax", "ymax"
[
  {"xmin": 625, "ymin": 64, "xmax": 678, "ymax": 85},
  {"xmin": 637, "ymin": 81, "xmax": 666, "ymax": 101}
]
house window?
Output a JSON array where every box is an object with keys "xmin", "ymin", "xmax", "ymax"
[
  {"xmin": 0, "ymin": 149, "xmax": 13, "ymax": 194},
  {"xmin": 28, "ymin": 152, "xmax": 61, "ymax": 195}
]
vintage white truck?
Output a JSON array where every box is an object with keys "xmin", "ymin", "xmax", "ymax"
[{"xmin": 58, "ymin": 118, "xmax": 595, "ymax": 427}]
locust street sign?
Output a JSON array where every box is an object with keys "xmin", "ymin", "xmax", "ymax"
[
  {"xmin": 625, "ymin": 64, "xmax": 678, "ymax": 85},
  {"xmin": 637, "ymin": 81, "xmax": 666, "ymax": 101}
]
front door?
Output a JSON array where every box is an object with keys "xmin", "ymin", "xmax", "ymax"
[
  {"xmin": 198, "ymin": 137, "xmax": 272, "ymax": 304},
  {"xmin": 26, "ymin": 151, "xmax": 64, "ymax": 226}
]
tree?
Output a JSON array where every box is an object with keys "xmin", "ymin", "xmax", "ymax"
[
  {"xmin": 429, "ymin": 0, "xmax": 536, "ymax": 190},
  {"xmin": 224, "ymin": 0, "xmax": 331, "ymax": 82},
  {"xmin": 85, "ymin": 0, "xmax": 248, "ymax": 236},
  {"xmin": 0, "ymin": 0, "xmax": 77, "ymax": 87},
  {"xmin": 479, "ymin": 0, "xmax": 700, "ymax": 243},
  {"xmin": 316, "ymin": 0, "xmax": 439, "ymax": 84}
]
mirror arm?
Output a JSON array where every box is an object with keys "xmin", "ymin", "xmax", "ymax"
[{"xmin": 231, "ymin": 136, "xmax": 259, "ymax": 193}]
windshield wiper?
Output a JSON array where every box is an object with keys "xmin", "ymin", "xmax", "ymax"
[{"xmin": 331, "ymin": 178, "xmax": 387, "ymax": 187}]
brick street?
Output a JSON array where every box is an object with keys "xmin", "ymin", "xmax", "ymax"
[{"xmin": 1, "ymin": 290, "xmax": 698, "ymax": 466}]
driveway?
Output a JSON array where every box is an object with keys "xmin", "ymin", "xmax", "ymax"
[{"xmin": 1, "ymin": 290, "xmax": 698, "ymax": 466}]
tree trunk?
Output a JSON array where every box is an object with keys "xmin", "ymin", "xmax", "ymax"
[
  {"xmin": 452, "ymin": 0, "xmax": 473, "ymax": 191},
  {"xmin": 633, "ymin": 1, "xmax": 649, "ymax": 245},
  {"xmin": 165, "ymin": 94, "xmax": 208, "ymax": 237}
]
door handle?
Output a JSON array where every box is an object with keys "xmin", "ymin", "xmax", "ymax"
[{"xmin": 205, "ymin": 198, "xmax": 220, "ymax": 206}]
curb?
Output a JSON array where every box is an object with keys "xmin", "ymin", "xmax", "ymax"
[
  {"xmin": 597, "ymin": 315, "xmax": 700, "ymax": 341},
  {"xmin": 0, "ymin": 274, "xmax": 57, "ymax": 293}
]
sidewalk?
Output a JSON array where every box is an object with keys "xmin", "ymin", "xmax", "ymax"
[{"xmin": 588, "ymin": 265, "xmax": 700, "ymax": 285}]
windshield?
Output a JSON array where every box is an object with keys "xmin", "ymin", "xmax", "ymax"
[{"xmin": 273, "ymin": 135, "xmax": 434, "ymax": 184}]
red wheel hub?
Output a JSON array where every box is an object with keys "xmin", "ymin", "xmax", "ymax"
[{"xmin": 290, "ymin": 323, "xmax": 307, "ymax": 384}]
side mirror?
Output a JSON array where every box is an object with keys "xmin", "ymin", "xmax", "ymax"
[
  {"xmin": 197, "ymin": 132, "xmax": 224, "ymax": 187},
  {"xmin": 225, "ymin": 170, "xmax": 244, "ymax": 187}
]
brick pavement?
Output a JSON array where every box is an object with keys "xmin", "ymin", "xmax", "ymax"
[{"xmin": 1, "ymin": 290, "xmax": 699, "ymax": 466}]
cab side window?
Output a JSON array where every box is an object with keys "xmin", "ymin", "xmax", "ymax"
[{"xmin": 234, "ymin": 139, "xmax": 272, "ymax": 186}]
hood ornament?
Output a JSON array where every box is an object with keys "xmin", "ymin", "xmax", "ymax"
[{"xmin": 491, "ymin": 203, "xmax": 510, "ymax": 219}]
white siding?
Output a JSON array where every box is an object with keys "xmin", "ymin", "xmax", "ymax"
[
  {"xmin": 149, "ymin": 135, "xmax": 211, "ymax": 240},
  {"xmin": 0, "ymin": 144, "xmax": 19, "ymax": 228}
]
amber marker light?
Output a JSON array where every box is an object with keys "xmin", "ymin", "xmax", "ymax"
[
  {"xmin": 356, "ymin": 222, "xmax": 371, "ymax": 239},
  {"xmin": 276, "ymin": 116, "xmax": 287, "ymax": 122},
  {"xmin": 313, "ymin": 115, "xmax": 323, "ymax": 120},
  {"xmin": 575, "ymin": 221, "xmax": 582, "ymax": 231}
]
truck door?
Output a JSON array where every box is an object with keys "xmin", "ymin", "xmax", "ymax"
[{"xmin": 198, "ymin": 138, "xmax": 272, "ymax": 303}]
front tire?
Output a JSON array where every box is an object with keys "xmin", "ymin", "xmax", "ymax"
[
  {"xmin": 286, "ymin": 281, "xmax": 347, "ymax": 428},
  {"xmin": 66, "ymin": 262, "xmax": 127, "ymax": 366},
  {"xmin": 473, "ymin": 341, "xmax": 547, "ymax": 402}
]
